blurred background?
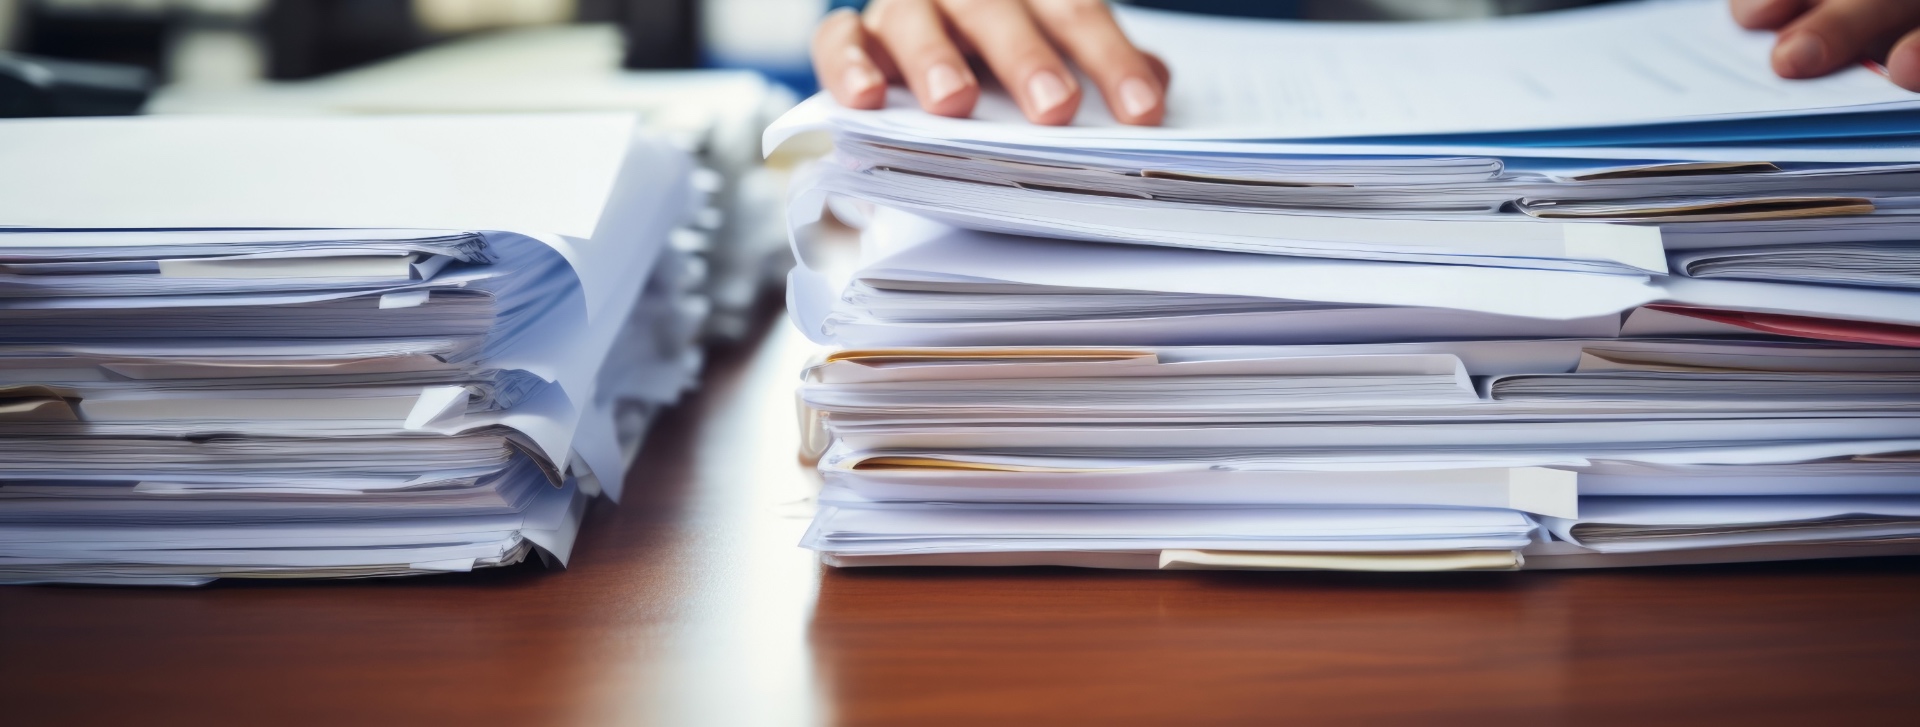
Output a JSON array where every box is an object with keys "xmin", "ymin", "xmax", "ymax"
[
  {"xmin": 0, "ymin": 0, "xmax": 824, "ymax": 93},
  {"xmin": 0, "ymin": 0, "xmax": 1616, "ymax": 117}
]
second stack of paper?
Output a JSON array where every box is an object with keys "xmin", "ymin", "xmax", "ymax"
[{"xmin": 775, "ymin": 0, "xmax": 1920, "ymax": 572}]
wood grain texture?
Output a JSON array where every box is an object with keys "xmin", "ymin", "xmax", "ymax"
[{"xmin": 2, "ymin": 315, "xmax": 1918, "ymax": 727}]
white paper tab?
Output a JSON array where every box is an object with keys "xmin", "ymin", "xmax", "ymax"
[
  {"xmin": 1562, "ymin": 224, "xmax": 1668, "ymax": 276},
  {"xmin": 404, "ymin": 385, "xmax": 469, "ymax": 430},
  {"xmin": 379, "ymin": 290, "xmax": 431, "ymax": 309},
  {"xmin": 1508, "ymin": 468, "xmax": 1580, "ymax": 520}
]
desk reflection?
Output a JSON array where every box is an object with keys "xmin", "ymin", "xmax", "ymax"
[
  {"xmin": 811, "ymin": 566, "xmax": 1570, "ymax": 724},
  {"xmin": 808, "ymin": 556, "xmax": 1920, "ymax": 726}
]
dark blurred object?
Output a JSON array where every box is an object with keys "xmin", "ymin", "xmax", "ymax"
[
  {"xmin": 577, "ymin": 0, "xmax": 626, "ymax": 22},
  {"xmin": 608, "ymin": 0, "xmax": 698, "ymax": 69},
  {"xmin": 11, "ymin": 0, "xmax": 705, "ymax": 86},
  {"xmin": 263, "ymin": 0, "xmax": 430, "ymax": 80},
  {"xmin": 17, "ymin": 1, "xmax": 170, "ymax": 75},
  {"xmin": 0, "ymin": 52, "xmax": 152, "ymax": 117}
]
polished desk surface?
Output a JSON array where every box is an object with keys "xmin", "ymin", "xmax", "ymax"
[{"xmin": 5, "ymin": 315, "xmax": 1920, "ymax": 726}]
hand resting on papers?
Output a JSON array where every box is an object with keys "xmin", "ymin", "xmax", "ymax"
[
  {"xmin": 812, "ymin": 0, "xmax": 1920, "ymax": 127},
  {"xmin": 811, "ymin": 0, "xmax": 1168, "ymax": 126},
  {"xmin": 1731, "ymin": 0, "xmax": 1920, "ymax": 92}
]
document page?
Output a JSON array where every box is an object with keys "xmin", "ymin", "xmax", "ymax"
[{"xmin": 836, "ymin": 0, "xmax": 1920, "ymax": 142}]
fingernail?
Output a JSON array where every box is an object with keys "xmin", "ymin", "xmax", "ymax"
[
  {"xmin": 1728, "ymin": 0, "xmax": 1764, "ymax": 24},
  {"xmin": 1894, "ymin": 42, "xmax": 1920, "ymax": 92},
  {"xmin": 843, "ymin": 65, "xmax": 882, "ymax": 96},
  {"xmin": 1117, "ymin": 77, "xmax": 1159, "ymax": 119},
  {"xmin": 926, "ymin": 63, "xmax": 967, "ymax": 104},
  {"xmin": 1027, "ymin": 70, "xmax": 1072, "ymax": 115},
  {"xmin": 1775, "ymin": 32, "xmax": 1826, "ymax": 75}
]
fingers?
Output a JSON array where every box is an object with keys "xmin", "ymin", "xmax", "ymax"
[
  {"xmin": 1890, "ymin": 27, "xmax": 1920, "ymax": 91},
  {"xmin": 1029, "ymin": 0, "xmax": 1166, "ymax": 125},
  {"xmin": 1729, "ymin": 0, "xmax": 1811, "ymax": 30},
  {"xmin": 813, "ymin": 8, "xmax": 888, "ymax": 109},
  {"xmin": 937, "ymin": 0, "xmax": 1081, "ymax": 125},
  {"xmin": 864, "ymin": 0, "xmax": 980, "ymax": 117},
  {"xmin": 1770, "ymin": 0, "xmax": 1920, "ymax": 79},
  {"xmin": 1143, "ymin": 52, "xmax": 1172, "ymax": 89},
  {"xmin": 814, "ymin": 0, "xmax": 1179, "ymax": 122}
]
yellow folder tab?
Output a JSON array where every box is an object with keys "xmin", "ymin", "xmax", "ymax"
[
  {"xmin": 1158, "ymin": 549, "xmax": 1522, "ymax": 572},
  {"xmin": 1138, "ymin": 169, "xmax": 1353, "ymax": 188},
  {"xmin": 1853, "ymin": 451, "xmax": 1920, "ymax": 463},
  {"xmin": 824, "ymin": 347, "xmax": 1156, "ymax": 366},
  {"xmin": 1011, "ymin": 181, "xmax": 1152, "ymax": 200},
  {"xmin": 0, "ymin": 385, "xmax": 80, "ymax": 422},
  {"xmin": 1561, "ymin": 161, "xmax": 1782, "ymax": 181},
  {"xmin": 1574, "ymin": 350, "xmax": 1754, "ymax": 374},
  {"xmin": 846, "ymin": 456, "xmax": 1107, "ymax": 474},
  {"xmin": 1523, "ymin": 196, "xmax": 1874, "ymax": 222}
]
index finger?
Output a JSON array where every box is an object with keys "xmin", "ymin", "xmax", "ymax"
[
  {"xmin": 1029, "ymin": 0, "xmax": 1167, "ymax": 125},
  {"xmin": 866, "ymin": 0, "xmax": 981, "ymax": 117},
  {"xmin": 1729, "ymin": 0, "xmax": 1812, "ymax": 30},
  {"xmin": 813, "ymin": 9, "xmax": 890, "ymax": 109},
  {"xmin": 1770, "ymin": 0, "xmax": 1920, "ymax": 78}
]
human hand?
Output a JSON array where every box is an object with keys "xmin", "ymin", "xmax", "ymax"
[
  {"xmin": 1730, "ymin": 0, "xmax": 1920, "ymax": 91},
  {"xmin": 810, "ymin": 0, "xmax": 1170, "ymax": 126}
]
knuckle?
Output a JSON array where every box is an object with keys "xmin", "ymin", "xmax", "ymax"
[
  {"xmin": 939, "ymin": 0, "xmax": 990, "ymax": 14},
  {"xmin": 1036, "ymin": 0, "xmax": 1111, "ymax": 24},
  {"xmin": 1008, "ymin": 45, "xmax": 1068, "ymax": 70},
  {"xmin": 1091, "ymin": 40, "xmax": 1147, "ymax": 66},
  {"xmin": 900, "ymin": 39, "xmax": 960, "ymax": 62},
  {"xmin": 864, "ymin": 0, "xmax": 910, "ymax": 27},
  {"xmin": 898, "ymin": 40, "xmax": 960, "ymax": 65}
]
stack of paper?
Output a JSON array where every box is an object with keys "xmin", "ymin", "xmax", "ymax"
[
  {"xmin": 152, "ymin": 25, "xmax": 800, "ymax": 342},
  {"xmin": 0, "ymin": 114, "xmax": 705, "ymax": 585},
  {"xmin": 770, "ymin": 0, "xmax": 1920, "ymax": 571}
]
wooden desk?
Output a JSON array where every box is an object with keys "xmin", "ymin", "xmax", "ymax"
[{"xmin": 5, "ymin": 315, "xmax": 1919, "ymax": 726}]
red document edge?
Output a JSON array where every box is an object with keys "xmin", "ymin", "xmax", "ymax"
[{"xmin": 1644, "ymin": 304, "xmax": 1920, "ymax": 348}]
